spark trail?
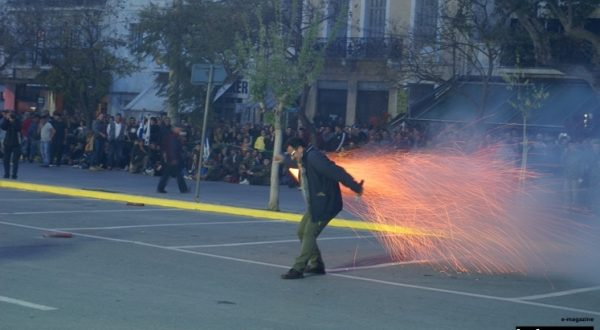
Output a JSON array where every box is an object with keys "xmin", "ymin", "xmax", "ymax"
[{"xmin": 331, "ymin": 147, "xmax": 595, "ymax": 275}]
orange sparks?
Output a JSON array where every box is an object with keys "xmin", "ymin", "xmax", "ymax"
[
  {"xmin": 330, "ymin": 147, "xmax": 595, "ymax": 275},
  {"xmin": 289, "ymin": 168, "xmax": 300, "ymax": 182}
]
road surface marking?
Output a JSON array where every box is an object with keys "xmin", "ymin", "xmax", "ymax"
[
  {"xmin": 516, "ymin": 285, "xmax": 600, "ymax": 301},
  {"xmin": 1, "ymin": 219, "xmax": 598, "ymax": 316},
  {"xmin": 171, "ymin": 234, "xmax": 379, "ymax": 248}
]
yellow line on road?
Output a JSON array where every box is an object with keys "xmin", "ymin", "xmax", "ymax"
[{"xmin": 0, "ymin": 180, "xmax": 438, "ymax": 237}]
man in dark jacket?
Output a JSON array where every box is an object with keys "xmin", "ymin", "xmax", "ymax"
[
  {"xmin": 1, "ymin": 111, "xmax": 22, "ymax": 179},
  {"xmin": 278, "ymin": 137, "xmax": 363, "ymax": 279},
  {"xmin": 157, "ymin": 125, "xmax": 188, "ymax": 193},
  {"xmin": 50, "ymin": 112, "xmax": 67, "ymax": 166}
]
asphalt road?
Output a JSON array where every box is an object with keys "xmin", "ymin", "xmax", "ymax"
[{"xmin": 0, "ymin": 163, "xmax": 599, "ymax": 330}]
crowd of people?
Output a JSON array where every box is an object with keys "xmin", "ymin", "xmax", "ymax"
[{"xmin": 1, "ymin": 109, "xmax": 599, "ymax": 213}]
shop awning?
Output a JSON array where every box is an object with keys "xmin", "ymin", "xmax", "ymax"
[{"xmin": 124, "ymin": 85, "xmax": 167, "ymax": 113}]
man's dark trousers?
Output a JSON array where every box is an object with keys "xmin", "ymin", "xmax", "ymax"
[
  {"xmin": 157, "ymin": 163, "xmax": 188, "ymax": 192},
  {"xmin": 3, "ymin": 144, "xmax": 21, "ymax": 178}
]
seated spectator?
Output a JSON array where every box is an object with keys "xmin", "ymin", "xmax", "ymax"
[
  {"xmin": 222, "ymin": 149, "xmax": 241, "ymax": 182},
  {"xmin": 248, "ymin": 158, "xmax": 271, "ymax": 186},
  {"xmin": 202, "ymin": 152, "xmax": 225, "ymax": 181},
  {"xmin": 129, "ymin": 139, "xmax": 147, "ymax": 174},
  {"xmin": 253, "ymin": 129, "xmax": 266, "ymax": 152},
  {"xmin": 68, "ymin": 142, "xmax": 85, "ymax": 166},
  {"xmin": 238, "ymin": 163, "xmax": 251, "ymax": 185},
  {"xmin": 145, "ymin": 142, "xmax": 163, "ymax": 176}
]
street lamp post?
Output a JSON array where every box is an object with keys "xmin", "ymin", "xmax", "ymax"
[{"xmin": 190, "ymin": 63, "xmax": 226, "ymax": 201}]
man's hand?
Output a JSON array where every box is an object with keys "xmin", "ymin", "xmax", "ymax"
[
  {"xmin": 273, "ymin": 154, "xmax": 284, "ymax": 163},
  {"xmin": 355, "ymin": 180, "xmax": 364, "ymax": 200}
]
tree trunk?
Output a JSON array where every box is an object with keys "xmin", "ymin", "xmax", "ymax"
[
  {"xmin": 476, "ymin": 50, "xmax": 495, "ymax": 122},
  {"xmin": 520, "ymin": 115, "xmax": 528, "ymax": 184},
  {"xmin": 548, "ymin": 1, "xmax": 600, "ymax": 64},
  {"xmin": 268, "ymin": 103, "xmax": 283, "ymax": 211},
  {"xmin": 297, "ymin": 84, "xmax": 319, "ymax": 146},
  {"xmin": 168, "ymin": 70, "xmax": 181, "ymax": 123},
  {"xmin": 517, "ymin": 14, "xmax": 553, "ymax": 66}
]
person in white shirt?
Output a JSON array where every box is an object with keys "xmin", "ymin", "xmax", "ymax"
[
  {"xmin": 39, "ymin": 116, "xmax": 55, "ymax": 167},
  {"xmin": 106, "ymin": 113, "xmax": 125, "ymax": 170}
]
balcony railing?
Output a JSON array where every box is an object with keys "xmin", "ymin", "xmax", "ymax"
[
  {"xmin": 316, "ymin": 37, "xmax": 403, "ymax": 60},
  {"xmin": 7, "ymin": 0, "xmax": 107, "ymax": 8}
]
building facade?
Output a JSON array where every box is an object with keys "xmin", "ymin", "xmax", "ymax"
[
  {"xmin": 0, "ymin": 0, "xmax": 169, "ymax": 118},
  {"xmin": 0, "ymin": 0, "xmax": 446, "ymax": 126},
  {"xmin": 306, "ymin": 0, "xmax": 441, "ymax": 127}
]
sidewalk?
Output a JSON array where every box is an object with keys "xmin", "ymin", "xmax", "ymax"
[{"xmin": 2, "ymin": 162, "xmax": 358, "ymax": 219}]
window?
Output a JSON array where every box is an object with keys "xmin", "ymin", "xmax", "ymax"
[
  {"xmin": 414, "ymin": 0, "xmax": 439, "ymax": 45},
  {"xmin": 327, "ymin": 0, "xmax": 349, "ymax": 39},
  {"xmin": 129, "ymin": 24, "xmax": 143, "ymax": 50},
  {"xmin": 365, "ymin": 0, "xmax": 386, "ymax": 38}
]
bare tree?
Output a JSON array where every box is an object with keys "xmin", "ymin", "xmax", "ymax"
[{"xmin": 236, "ymin": 0, "xmax": 342, "ymax": 211}]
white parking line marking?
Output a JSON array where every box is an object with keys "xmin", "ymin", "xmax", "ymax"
[
  {"xmin": 331, "ymin": 273, "xmax": 600, "ymax": 316},
  {"xmin": 0, "ymin": 296, "xmax": 57, "ymax": 311},
  {"xmin": 1, "ymin": 220, "xmax": 599, "ymax": 316},
  {"xmin": 59, "ymin": 220, "xmax": 285, "ymax": 231},
  {"xmin": 328, "ymin": 260, "xmax": 433, "ymax": 272},
  {"xmin": 171, "ymin": 234, "xmax": 379, "ymax": 248},
  {"xmin": 516, "ymin": 285, "xmax": 600, "ymax": 301}
]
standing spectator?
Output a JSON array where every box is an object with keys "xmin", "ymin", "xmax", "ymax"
[
  {"xmin": 148, "ymin": 117, "xmax": 160, "ymax": 145},
  {"xmin": 124, "ymin": 117, "xmax": 139, "ymax": 167},
  {"xmin": 588, "ymin": 140, "xmax": 600, "ymax": 215},
  {"xmin": 327, "ymin": 125, "xmax": 347, "ymax": 152},
  {"xmin": 283, "ymin": 126, "xmax": 295, "ymax": 146},
  {"xmin": 20, "ymin": 112, "xmax": 32, "ymax": 159},
  {"xmin": 137, "ymin": 117, "xmax": 149, "ymax": 144},
  {"xmin": 90, "ymin": 113, "xmax": 107, "ymax": 171},
  {"xmin": 50, "ymin": 113, "xmax": 67, "ymax": 166},
  {"xmin": 1, "ymin": 111, "xmax": 22, "ymax": 179},
  {"xmin": 26, "ymin": 115, "xmax": 40, "ymax": 162},
  {"xmin": 562, "ymin": 141, "xmax": 586, "ymax": 210},
  {"xmin": 106, "ymin": 113, "xmax": 125, "ymax": 170},
  {"xmin": 321, "ymin": 126, "xmax": 334, "ymax": 150},
  {"xmin": 159, "ymin": 115, "xmax": 172, "ymax": 149},
  {"xmin": 157, "ymin": 126, "xmax": 188, "ymax": 193},
  {"xmin": 126, "ymin": 117, "xmax": 139, "ymax": 142},
  {"xmin": 39, "ymin": 115, "xmax": 55, "ymax": 168}
]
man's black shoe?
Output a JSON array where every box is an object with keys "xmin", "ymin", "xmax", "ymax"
[
  {"xmin": 157, "ymin": 189, "xmax": 167, "ymax": 193},
  {"xmin": 11, "ymin": 175, "xmax": 17, "ymax": 180},
  {"xmin": 305, "ymin": 266, "xmax": 326, "ymax": 275},
  {"xmin": 281, "ymin": 269, "xmax": 304, "ymax": 279}
]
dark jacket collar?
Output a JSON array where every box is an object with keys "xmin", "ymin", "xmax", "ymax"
[{"xmin": 302, "ymin": 144, "xmax": 314, "ymax": 162}]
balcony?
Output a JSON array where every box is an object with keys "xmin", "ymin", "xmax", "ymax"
[
  {"xmin": 316, "ymin": 37, "xmax": 403, "ymax": 61},
  {"xmin": 7, "ymin": 0, "xmax": 107, "ymax": 8}
]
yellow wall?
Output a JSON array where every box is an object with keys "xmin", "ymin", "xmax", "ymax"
[
  {"xmin": 349, "ymin": 0, "xmax": 362, "ymax": 38},
  {"xmin": 313, "ymin": 0, "xmax": 418, "ymax": 38},
  {"xmin": 388, "ymin": 0, "xmax": 413, "ymax": 35}
]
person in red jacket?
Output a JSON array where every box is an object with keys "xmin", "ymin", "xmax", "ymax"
[{"xmin": 156, "ymin": 125, "xmax": 188, "ymax": 194}]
